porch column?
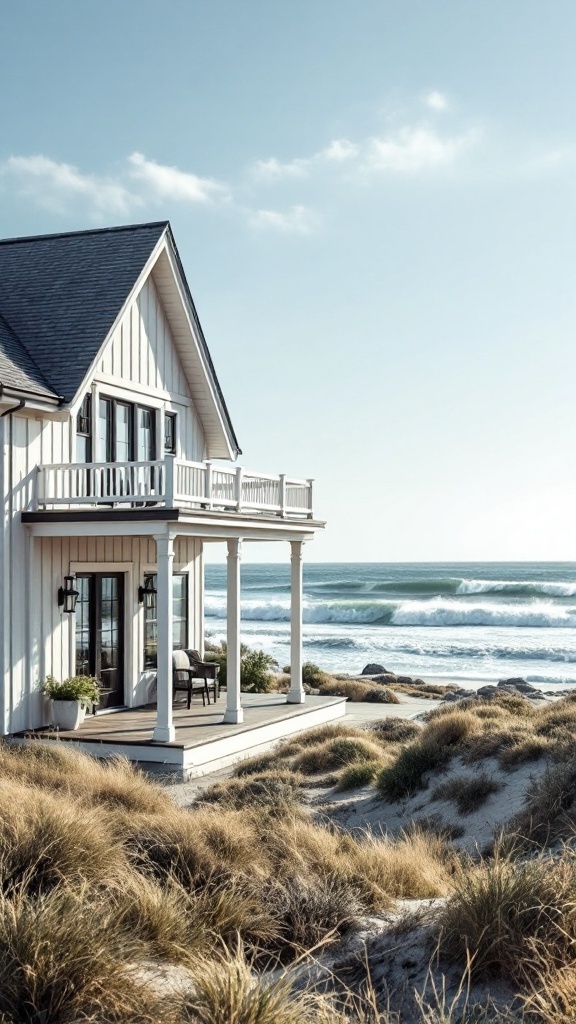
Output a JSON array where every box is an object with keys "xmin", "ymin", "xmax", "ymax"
[
  {"xmin": 223, "ymin": 537, "xmax": 243, "ymax": 724},
  {"xmin": 152, "ymin": 533, "xmax": 175, "ymax": 743},
  {"xmin": 287, "ymin": 539, "xmax": 305, "ymax": 703}
]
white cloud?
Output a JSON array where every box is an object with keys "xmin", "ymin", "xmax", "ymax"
[
  {"xmin": 2, "ymin": 155, "xmax": 136, "ymax": 215},
  {"xmin": 252, "ymin": 138, "xmax": 358, "ymax": 182},
  {"xmin": 364, "ymin": 126, "xmax": 477, "ymax": 174},
  {"xmin": 252, "ymin": 156, "xmax": 310, "ymax": 181},
  {"xmin": 424, "ymin": 90, "xmax": 449, "ymax": 112},
  {"xmin": 249, "ymin": 204, "xmax": 319, "ymax": 235},
  {"xmin": 128, "ymin": 152, "xmax": 229, "ymax": 203}
]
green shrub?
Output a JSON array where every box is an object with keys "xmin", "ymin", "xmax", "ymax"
[
  {"xmin": 241, "ymin": 649, "xmax": 278, "ymax": 693},
  {"xmin": 205, "ymin": 645, "xmax": 278, "ymax": 693},
  {"xmin": 376, "ymin": 741, "xmax": 452, "ymax": 800},
  {"xmin": 301, "ymin": 662, "xmax": 327, "ymax": 687},
  {"xmin": 41, "ymin": 674, "xmax": 100, "ymax": 708},
  {"xmin": 335, "ymin": 760, "xmax": 382, "ymax": 790}
]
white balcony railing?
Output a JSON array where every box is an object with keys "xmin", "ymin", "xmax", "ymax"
[{"xmin": 35, "ymin": 457, "xmax": 314, "ymax": 518}]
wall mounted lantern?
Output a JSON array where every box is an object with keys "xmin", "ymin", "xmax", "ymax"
[
  {"xmin": 138, "ymin": 575, "xmax": 157, "ymax": 609},
  {"xmin": 58, "ymin": 575, "xmax": 79, "ymax": 614}
]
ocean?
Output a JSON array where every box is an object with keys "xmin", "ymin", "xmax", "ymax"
[{"xmin": 203, "ymin": 562, "xmax": 576, "ymax": 692}]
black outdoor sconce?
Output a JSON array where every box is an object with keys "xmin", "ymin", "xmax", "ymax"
[
  {"xmin": 58, "ymin": 575, "xmax": 79, "ymax": 614},
  {"xmin": 138, "ymin": 575, "xmax": 157, "ymax": 609}
]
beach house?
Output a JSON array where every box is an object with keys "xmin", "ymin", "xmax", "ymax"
[{"xmin": 0, "ymin": 221, "xmax": 343, "ymax": 775}]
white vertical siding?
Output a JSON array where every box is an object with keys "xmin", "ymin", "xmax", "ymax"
[
  {"xmin": 5, "ymin": 517, "xmax": 205, "ymax": 733},
  {"xmin": 5, "ymin": 413, "xmax": 71, "ymax": 733},
  {"xmin": 97, "ymin": 277, "xmax": 206, "ymax": 462}
]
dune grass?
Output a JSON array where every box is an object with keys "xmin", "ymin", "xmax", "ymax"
[
  {"xmin": 5, "ymin": 694, "xmax": 576, "ymax": 1020},
  {"xmin": 432, "ymin": 772, "xmax": 502, "ymax": 815},
  {"xmin": 293, "ymin": 736, "xmax": 389, "ymax": 775},
  {"xmin": 437, "ymin": 852, "xmax": 576, "ymax": 987}
]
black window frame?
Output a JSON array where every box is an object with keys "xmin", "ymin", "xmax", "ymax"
[
  {"xmin": 143, "ymin": 571, "xmax": 189, "ymax": 669},
  {"xmin": 97, "ymin": 396, "xmax": 157, "ymax": 463},
  {"xmin": 76, "ymin": 394, "xmax": 92, "ymax": 462},
  {"xmin": 164, "ymin": 412, "xmax": 177, "ymax": 455}
]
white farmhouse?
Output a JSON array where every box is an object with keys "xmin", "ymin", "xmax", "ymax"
[{"xmin": 0, "ymin": 221, "xmax": 343, "ymax": 775}]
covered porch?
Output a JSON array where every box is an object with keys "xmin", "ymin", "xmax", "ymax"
[{"xmin": 20, "ymin": 505, "xmax": 329, "ymax": 765}]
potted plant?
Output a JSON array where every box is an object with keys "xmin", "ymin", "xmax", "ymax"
[{"xmin": 41, "ymin": 674, "xmax": 100, "ymax": 731}]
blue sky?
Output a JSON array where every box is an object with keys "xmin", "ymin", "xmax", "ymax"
[{"xmin": 1, "ymin": 1, "xmax": 575, "ymax": 562}]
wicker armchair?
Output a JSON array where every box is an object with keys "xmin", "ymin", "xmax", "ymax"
[
  {"xmin": 185, "ymin": 650, "xmax": 220, "ymax": 704},
  {"xmin": 172, "ymin": 650, "xmax": 209, "ymax": 709}
]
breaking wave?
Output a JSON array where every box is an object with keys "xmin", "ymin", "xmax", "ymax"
[
  {"xmin": 204, "ymin": 595, "xmax": 576, "ymax": 629},
  {"xmin": 456, "ymin": 579, "xmax": 576, "ymax": 597}
]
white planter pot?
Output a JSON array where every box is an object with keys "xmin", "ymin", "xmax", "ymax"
[{"xmin": 51, "ymin": 700, "xmax": 87, "ymax": 731}]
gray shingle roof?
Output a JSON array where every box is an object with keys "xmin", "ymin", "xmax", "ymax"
[
  {"xmin": 0, "ymin": 221, "xmax": 167, "ymax": 402},
  {"xmin": 0, "ymin": 312, "xmax": 56, "ymax": 398}
]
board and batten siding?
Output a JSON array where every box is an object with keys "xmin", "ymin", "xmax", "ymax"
[
  {"xmin": 95, "ymin": 275, "xmax": 205, "ymax": 463},
  {"xmin": 7, "ymin": 527, "xmax": 203, "ymax": 734},
  {"xmin": 2, "ymin": 411, "xmax": 72, "ymax": 734}
]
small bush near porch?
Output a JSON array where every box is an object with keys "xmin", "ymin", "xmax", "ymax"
[{"xmin": 205, "ymin": 642, "xmax": 278, "ymax": 693}]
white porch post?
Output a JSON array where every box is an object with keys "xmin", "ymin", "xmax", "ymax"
[
  {"xmin": 287, "ymin": 539, "xmax": 305, "ymax": 703},
  {"xmin": 223, "ymin": 537, "xmax": 243, "ymax": 724},
  {"xmin": 152, "ymin": 533, "xmax": 175, "ymax": 743}
]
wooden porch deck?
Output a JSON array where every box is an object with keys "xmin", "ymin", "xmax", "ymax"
[{"xmin": 25, "ymin": 693, "xmax": 347, "ymax": 778}]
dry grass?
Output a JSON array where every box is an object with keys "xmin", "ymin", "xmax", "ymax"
[
  {"xmin": 506, "ymin": 757, "xmax": 576, "ymax": 847},
  {"xmin": 293, "ymin": 736, "xmax": 389, "ymax": 775},
  {"xmin": 0, "ymin": 884, "xmax": 171, "ymax": 1023},
  {"xmin": 437, "ymin": 853, "xmax": 576, "ymax": 986},
  {"xmin": 335, "ymin": 759, "xmax": 383, "ymax": 790},
  {"xmin": 368, "ymin": 718, "xmax": 421, "ymax": 744},
  {"xmin": 0, "ymin": 781, "xmax": 129, "ymax": 894},
  {"xmin": 498, "ymin": 734, "xmax": 553, "ymax": 767},
  {"xmin": 0, "ymin": 741, "xmax": 168, "ymax": 813},
  {"xmin": 432, "ymin": 772, "xmax": 502, "ymax": 815},
  {"xmin": 420, "ymin": 711, "xmax": 481, "ymax": 749},
  {"xmin": 199, "ymin": 770, "xmax": 305, "ymax": 811},
  {"xmin": 184, "ymin": 953, "xmax": 349, "ymax": 1024},
  {"xmin": 316, "ymin": 678, "xmax": 400, "ymax": 703}
]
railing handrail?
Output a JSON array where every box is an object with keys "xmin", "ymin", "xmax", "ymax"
[
  {"xmin": 37, "ymin": 456, "xmax": 314, "ymax": 518},
  {"xmin": 39, "ymin": 459, "xmax": 163, "ymax": 471}
]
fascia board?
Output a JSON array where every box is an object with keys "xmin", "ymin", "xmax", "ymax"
[{"xmin": 157, "ymin": 240, "xmax": 238, "ymax": 461}]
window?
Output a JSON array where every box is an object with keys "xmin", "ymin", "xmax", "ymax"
[
  {"xmin": 164, "ymin": 412, "xmax": 176, "ymax": 454},
  {"xmin": 97, "ymin": 397, "xmax": 156, "ymax": 463},
  {"xmin": 76, "ymin": 394, "xmax": 92, "ymax": 462},
  {"xmin": 143, "ymin": 573, "xmax": 188, "ymax": 668}
]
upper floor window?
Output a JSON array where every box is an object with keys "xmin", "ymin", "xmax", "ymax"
[
  {"xmin": 76, "ymin": 394, "xmax": 92, "ymax": 462},
  {"xmin": 97, "ymin": 397, "xmax": 156, "ymax": 463},
  {"xmin": 164, "ymin": 412, "xmax": 177, "ymax": 455}
]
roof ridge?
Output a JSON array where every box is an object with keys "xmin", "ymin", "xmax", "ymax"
[{"xmin": 0, "ymin": 221, "xmax": 170, "ymax": 246}]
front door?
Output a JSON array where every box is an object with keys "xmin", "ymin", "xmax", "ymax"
[{"xmin": 75, "ymin": 574, "xmax": 125, "ymax": 710}]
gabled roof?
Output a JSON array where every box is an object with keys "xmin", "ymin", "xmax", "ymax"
[
  {"xmin": 0, "ymin": 221, "xmax": 240, "ymax": 456},
  {"xmin": 0, "ymin": 221, "xmax": 167, "ymax": 402}
]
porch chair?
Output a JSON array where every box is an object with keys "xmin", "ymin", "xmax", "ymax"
[
  {"xmin": 185, "ymin": 650, "xmax": 220, "ymax": 705},
  {"xmin": 172, "ymin": 650, "xmax": 209, "ymax": 709}
]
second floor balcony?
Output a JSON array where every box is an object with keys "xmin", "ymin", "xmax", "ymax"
[{"xmin": 34, "ymin": 456, "xmax": 314, "ymax": 519}]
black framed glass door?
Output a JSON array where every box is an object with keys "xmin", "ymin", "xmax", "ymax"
[{"xmin": 75, "ymin": 574, "xmax": 125, "ymax": 710}]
